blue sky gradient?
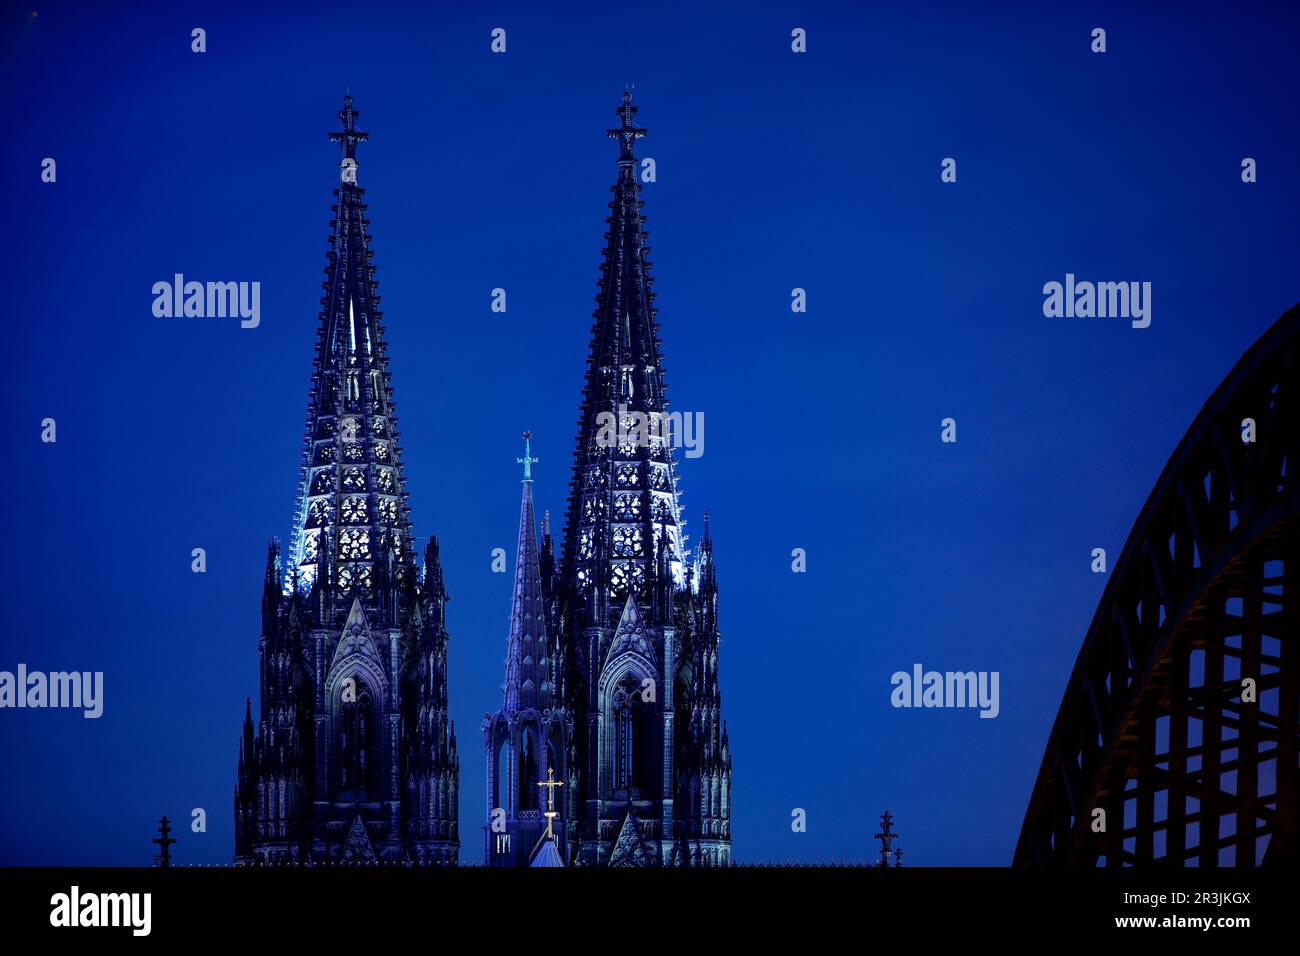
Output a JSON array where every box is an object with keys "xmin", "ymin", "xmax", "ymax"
[{"xmin": 3, "ymin": 0, "xmax": 1298, "ymax": 865}]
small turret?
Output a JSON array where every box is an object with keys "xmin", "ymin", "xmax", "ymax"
[{"xmin": 261, "ymin": 538, "xmax": 283, "ymax": 632}]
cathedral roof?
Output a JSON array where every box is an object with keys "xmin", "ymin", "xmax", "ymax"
[{"xmin": 529, "ymin": 835, "xmax": 565, "ymax": 867}]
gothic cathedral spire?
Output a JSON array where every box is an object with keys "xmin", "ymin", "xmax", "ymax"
[
  {"xmin": 484, "ymin": 434, "xmax": 572, "ymax": 865},
  {"xmin": 235, "ymin": 96, "xmax": 458, "ymax": 865},
  {"xmin": 554, "ymin": 92, "xmax": 732, "ymax": 866}
]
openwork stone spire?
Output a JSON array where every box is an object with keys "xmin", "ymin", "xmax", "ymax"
[
  {"xmin": 484, "ymin": 433, "xmax": 571, "ymax": 866},
  {"xmin": 236, "ymin": 96, "xmax": 458, "ymax": 866},
  {"xmin": 548, "ymin": 93, "xmax": 730, "ymax": 868},
  {"xmin": 504, "ymin": 432, "xmax": 550, "ymax": 712},
  {"xmin": 286, "ymin": 94, "xmax": 416, "ymax": 608},
  {"xmin": 562, "ymin": 90, "xmax": 687, "ymax": 627}
]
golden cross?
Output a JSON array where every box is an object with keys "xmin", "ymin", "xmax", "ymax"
[{"xmin": 537, "ymin": 766, "xmax": 564, "ymax": 838}]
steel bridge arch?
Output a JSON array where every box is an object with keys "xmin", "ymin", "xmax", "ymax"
[{"xmin": 1015, "ymin": 304, "xmax": 1300, "ymax": 866}]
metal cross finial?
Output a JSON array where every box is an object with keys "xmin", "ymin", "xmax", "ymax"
[
  {"xmin": 329, "ymin": 93, "xmax": 369, "ymax": 162},
  {"xmin": 518, "ymin": 431, "xmax": 539, "ymax": 481},
  {"xmin": 607, "ymin": 90, "xmax": 645, "ymax": 165},
  {"xmin": 537, "ymin": 766, "xmax": 564, "ymax": 838}
]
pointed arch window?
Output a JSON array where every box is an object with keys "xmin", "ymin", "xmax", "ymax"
[
  {"xmin": 495, "ymin": 737, "xmax": 510, "ymax": 813},
  {"xmin": 520, "ymin": 730, "xmax": 540, "ymax": 811},
  {"xmin": 339, "ymin": 679, "xmax": 378, "ymax": 798},
  {"xmin": 614, "ymin": 689, "xmax": 634, "ymax": 794}
]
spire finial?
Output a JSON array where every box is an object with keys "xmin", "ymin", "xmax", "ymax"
[
  {"xmin": 607, "ymin": 89, "xmax": 645, "ymax": 165},
  {"xmin": 329, "ymin": 93, "xmax": 369, "ymax": 166},
  {"xmin": 537, "ymin": 766, "xmax": 564, "ymax": 839},
  {"xmin": 517, "ymin": 431, "xmax": 539, "ymax": 481}
]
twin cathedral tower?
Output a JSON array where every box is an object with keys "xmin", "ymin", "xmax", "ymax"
[{"xmin": 234, "ymin": 94, "xmax": 733, "ymax": 866}]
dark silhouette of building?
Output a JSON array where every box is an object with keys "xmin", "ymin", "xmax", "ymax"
[
  {"xmin": 1017, "ymin": 304, "xmax": 1300, "ymax": 866},
  {"xmin": 234, "ymin": 97, "xmax": 459, "ymax": 864},
  {"xmin": 548, "ymin": 92, "xmax": 732, "ymax": 866}
]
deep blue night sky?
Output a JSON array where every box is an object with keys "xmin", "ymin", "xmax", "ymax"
[{"xmin": 3, "ymin": 1, "xmax": 1297, "ymax": 865}]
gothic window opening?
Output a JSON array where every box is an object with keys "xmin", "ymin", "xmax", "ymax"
[
  {"xmin": 494, "ymin": 736, "xmax": 510, "ymax": 813},
  {"xmin": 613, "ymin": 526, "xmax": 643, "ymax": 557},
  {"xmin": 610, "ymin": 562, "xmax": 630, "ymax": 597},
  {"xmin": 336, "ymin": 565, "xmax": 371, "ymax": 592},
  {"xmin": 340, "ymin": 497, "xmax": 368, "ymax": 525},
  {"xmin": 520, "ymin": 730, "xmax": 539, "ymax": 811},
  {"xmin": 616, "ymin": 463, "xmax": 638, "ymax": 487},
  {"xmin": 302, "ymin": 531, "xmax": 320, "ymax": 562},
  {"xmin": 339, "ymin": 528, "xmax": 370, "ymax": 560},
  {"xmin": 613, "ymin": 690, "xmax": 632, "ymax": 794},
  {"xmin": 612, "ymin": 679, "xmax": 651, "ymax": 798},
  {"xmin": 307, "ymin": 500, "xmax": 333, "ymax": 527},
  {"xmin": 338, "ymin": 679, "xmax": 378, "ymax": 799}
]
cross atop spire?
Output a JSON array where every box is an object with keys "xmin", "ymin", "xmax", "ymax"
[
  {"xmin": 517, "ymin": 431, "xmax": 539, "ymax": 481},
  {"xmin": 607, "ymin": 89, "xmax": 645, "ymax": 165},
  {"xmin": 329, "ymin": 93, "xmax": 369, "ymax": 161},
  {"xmin": 537, "ymin": 766, "xmax": 564, "ymax": 839}
]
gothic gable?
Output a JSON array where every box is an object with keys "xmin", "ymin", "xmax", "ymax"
[
  {"xmin": 342, "ymin": 812, "xmax": 377, "ymax": 862},
  {"xmin": 331, "ymin": 597, "xmax": 385, "ymax": 673},
  {"xmin": 603, "ymin": 594, "xmax": 657, "ymax": 673},
  {"xmin": 608, "ymin": 807, "xmax": 656, "ymax": 867}
]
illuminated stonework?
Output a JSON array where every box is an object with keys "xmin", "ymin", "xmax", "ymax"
[
  {"xmin": 552, "ymin": 92, "xmax": 730, "ymax": 867},
  {"xmin": 235, "ymin": 96, "xmax": 458, "ymax": 866}
]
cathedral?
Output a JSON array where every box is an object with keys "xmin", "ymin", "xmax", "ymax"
[
  {"xmin": 234, "ymin": 97, "xmax": 460, "ymax": 865},
  {"xmin": 484, "ymin": 92, "xmax": 733, "ymax": 867},
  {"xmin": 236, "ymin": 91, "xmax": 731, "ymax": 868}
]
